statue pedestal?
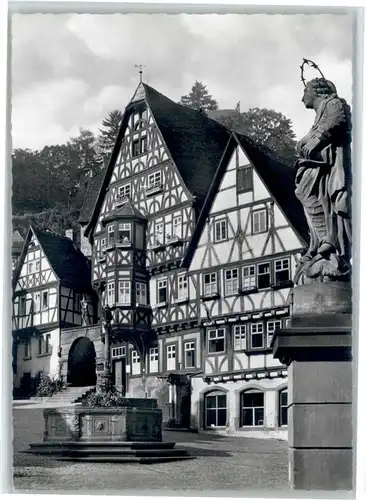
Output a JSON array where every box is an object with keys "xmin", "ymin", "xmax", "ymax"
[{"xmin": 272, "ymin": 282, "xmax": 353, "ymax": 490}]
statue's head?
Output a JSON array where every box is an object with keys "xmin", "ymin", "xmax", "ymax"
[{"xmin": 302, "ymin": 78, "xmax": 338, "ymax": 108}]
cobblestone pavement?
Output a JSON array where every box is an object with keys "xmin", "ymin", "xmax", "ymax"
[{"xmin": 12, "ymin": 407, "xmax": 289, "ymax": 494}]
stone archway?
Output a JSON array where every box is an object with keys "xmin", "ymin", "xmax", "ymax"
[{"xmin": 67, "ymin": 337, "xmax": 96, "ymax": 387}]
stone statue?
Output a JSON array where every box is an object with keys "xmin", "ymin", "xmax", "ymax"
[
  {"xmin": 294, "ymin": 65, "xmax": 352, "ymax": 284},
  {"xmin": 80, "ymin": 296, "xmax": 90, "ymax": 326}
]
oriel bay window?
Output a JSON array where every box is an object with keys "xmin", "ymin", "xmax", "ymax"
[
  {"xmin": 157, "ymin": 279, "xmax": 167, "ymax": 304},
  {"xmin": 136, "ymin": 282, "xmax": 147, "ymax": 306},
  {"xmin": 166, "ymin": 344, "xmax": 176, "ymax": 371},
  {"xmin": 241, "ymin": 390, "xmax": 264, "ymax": 427},
  {"xmin": 233, "ymin": 325, "xmax": 247, "ymax": 351},
  {"xmin": 224, "ymin": 268, "xmax": 239, "ymax": 296},
  {"xmin": 257, "ymin": 262, "xmax": 271, "ymax": 289},
  {"xmin": 203, "ymin": 272, "xmax": 218, "ymax": 297},
  {"xmin": 118, "ymin": 280, "xmax": 131, "ymax": 305},
  {"xmin": 250, "ymin": 322, "xmax": 264, "ymax": 349},
  {"xmin": 184, "ymin": 342, "xmax": 195, "ymax": 368},
  {"xmin": 267, "ymin": 320, "xmax": 281, "ymax": 348},
  {"xmin": 207, "ymin": 328, "xmax": 226, "ymax": 354},
  {"xmin": 117, "ymin": 223, "xmax": 131, "ymax": 245},
  {"xmin": 205, "ymin": 391, "xmax": 227, "ymax": 428},
  {"xmin": 107, "ymin": 224, "xmax": 115, "ymax": 246}
]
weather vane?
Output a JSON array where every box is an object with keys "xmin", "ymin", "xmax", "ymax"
[
  {"xmin": 300, "ymin": 58, "xmax": 326, "ymax": 87},
  {"xmin": 134, "ymin": 64, "xmax": 147, "ymax": 83}
]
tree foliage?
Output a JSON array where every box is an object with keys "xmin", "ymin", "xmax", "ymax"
[
  {"xmin": 215, "ymin": 107, "xmax": 297, "ymax": 164},
  {"xmin": 97, "ymin": 109, "xmax": 123, "ymax": 160},
  {"xmin": 179, "ymin": 81, "xmax": 218, "ymax": 111}
]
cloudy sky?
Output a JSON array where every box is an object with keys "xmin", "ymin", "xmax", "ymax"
[{"xmin": 11, "ymin": 12, "xmax": 354, "ymax": 151}]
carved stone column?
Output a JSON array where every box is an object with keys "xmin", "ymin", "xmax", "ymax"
[{"xmin": 272, "ymin": 282, "xmax": 353, "ymax": 490}]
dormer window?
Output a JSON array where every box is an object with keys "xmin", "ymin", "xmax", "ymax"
[
  {"xmin": 117, "ymin": 223, "xmax": 131, "ymax": 245},
  {"xmin": 107, "ymin": 224, "xmax": 115, "ymax": 247}
]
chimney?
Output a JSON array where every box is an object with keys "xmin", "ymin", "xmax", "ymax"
[{"xmin": 65, "ymin": 228, "xmax": 76, "ymax": 244}]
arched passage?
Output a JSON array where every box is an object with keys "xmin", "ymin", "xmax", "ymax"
[{"xmin": 67, "ymin": 337, "xmax": 96, "ymax": 387}]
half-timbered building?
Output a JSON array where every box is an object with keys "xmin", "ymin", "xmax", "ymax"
[
  {"xmin": 12, "ymin": 81, "xmax": 307, "ymax": 437},
  {"xmin": 12, "ymin": 227, "xmax": 93, "ymax": 395}
]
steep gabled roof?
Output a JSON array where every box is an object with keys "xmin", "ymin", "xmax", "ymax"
[
  {"xmin": 79, "ymin": 171, "xmax": 105, "ymax": 225},
  {"xmin": 182, "ymin": 132, "xmax": 308, "ymax": 268},
  {"xmin": 102, "ymin": 199, "xmax": 147, "ymax": 223},
  {"xmin": 13, "ymin": 227, "xmax": 92, "ymax": 293},
  {"xmin": 84, "ymin": 83, "xmax": 230, "ymax": 238}
]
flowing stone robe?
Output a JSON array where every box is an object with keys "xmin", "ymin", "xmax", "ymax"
[{"xmin": 295, "ymin": 94, "xmax": 352, "ymax": 260}]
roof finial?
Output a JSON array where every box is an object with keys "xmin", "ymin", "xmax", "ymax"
[{"xmin": 134, "ymin": 64, "xmax": 147, "ymax": 83}]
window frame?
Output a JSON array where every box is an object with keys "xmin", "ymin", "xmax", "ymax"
[
  {"xmin": 111, "ymin": 346, "xmax": 126, "ymax": 359},
  {"xmin": 224, "ymin": 268, "xmax": 239, "ymax": 296},
  {"xmin": 274, "ymin": 258, "xmax": 291, "ymax": 285},
  {"xmin": 203, "ymin": 272, "xmax": 218, "ymax": 297},
  {"xmin": 157, "ymin": 278, "xmax": 168, "ymax": 304},
  {"xmin": 107, "ymin": 281, "xmax": 115, "ymax": 306},
  {"xmin": 166, "ymin": 344, "xmax": 177, "ymax": 371},
  {"xmin": 24, "ymin": 338, "xmax": 31, "ymax": 359},
  {"xmin": 214, "ymin": 218, "xmax": 228, "ymax": 243},
  {"xmin": 233, "ymin": 325, "xmax": 247, "ymax": 351},
  {"xmin": 149, "ymin": 347, "xmax": 159, "ymax": 373},
  {"xmin": 250, "ymin": 322, "xmax": 264, "ymax": 349},
  {"xmin": 237, "ymin": 165, "xmax": 254, "ymax": 194},
  {"xmin": 41, "ymin": 291, "xmax": 48, "ymax": 310},
  {"xmin": 205, "ymin": 391, "xmax": 227, "ymax": 428},
  {"xmin": 136, "ymin": 282, "xmax": 147, "ymax": 306},
  {"xmin": 107, "ymin": 224, "xmax": 115, "ymax": 247},
  {"xmin": 118, "ymin": 280, "xmax": 131, "ymax": 305},
  {"xmin": 177, "ymin": 275, "xmax": 189, "ymax": 302},
  {"xmin": 118, "ymin": 183, "xmax": 131, "ymax": 199},
  {"xmin": 19, "ymin": 296, "xmax": 26, "ymax": 316},
  {"xmin": 242, "ymin": 265, "xmax": 257, "ymax": 290},
  {"xmin": 172, "ymin": 215, "xmax": 183, "ymax": 239},
  {"xmin": 252, "ymin": 208, "xmax": 268, "ymax": 235},
  {"xmin": 33, "ymin": 292, "xmax": 41, "ymax": 313},
  {"xmin": 267, "ymin": 320, "xmax": 282, "ymax": 348},
  {"xmin": 148, "ymin": 171, "xmax": 162, "ymax": 188},
  {"xmin": 117, "ymin": 222, "xmax": 131, "ymax": 244},
  {"xmin": 279, "ymin": 389, "xmax": 288, "ymax": 427},
  {"xmin": 184, "ymin": 341, "xmax": 196, "ymax": 368},
  {"xmin": 241, "ymin": 390, "xmax": 265, "ymax": 427},
  {"xmin": 257, "ymin": 262, "xmax": 271, "ymax": 289},
  {"xmin": 131, "ymin": 349, "xmax": 141, "ymax": 375},
  {"xmin": 207, "ymin": 327, "xmax": 226, "ymax": 355}
]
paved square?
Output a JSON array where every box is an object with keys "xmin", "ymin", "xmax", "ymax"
[{"xmin": 13, "ymin": 406, "xmax": 289, "ymax": 493}]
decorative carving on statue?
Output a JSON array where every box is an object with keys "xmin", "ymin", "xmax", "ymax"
[
  {"xmin": 294, "ymin": 59, "xmax": 352, "ymax": 284},
  {"xmin": 81, "ymin": 296, "xmax": 90, "ymax": 326},
  {"xmin": 70, "ymin": 414, "xmax": 80, "ymax": 439}
]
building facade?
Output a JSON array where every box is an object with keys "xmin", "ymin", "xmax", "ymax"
[{"xmin": 12, "ymin": 82, "xmax": 308, "ymax": 436}]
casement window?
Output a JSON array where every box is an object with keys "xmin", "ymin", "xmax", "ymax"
[
  {"xmin": 117, "ymin": 223, "xmax": 131, "ymax": 244},
  {"xmin": 237, "ymin": 166, "xmax": 253, "ymax": 194},
  {"xmin": 101, "ymin": 238, "xmax": 106, "ymax": 253},
  {"xmin": 203, "ymin": 272, "xmax": 218, "ymax": 296},
  {"xmin": 33, "ymin": 292, "xmax": 41, "ymax": 313},
  {"xmin": 205, "ymin": 391, "xmax": 227, "ymax": 428},
  {"xmin": 155, "ymin": 222, "xmax": 164, "ymax": 245},
  {"xmin": 233, "ymin": 325, "xmax": 247, "ymax": 351},
  {"xmin": 24, "ymin": 339, "xmax": 31, "ymax": 359},
  {"xmin": 149, "ymin": 347, "xmax": 159, "ymax": 373},
  {"xmin": 166, "ymin": 344, "xmax": 176, "ymax": 371},
  {"xmin": 172, "ymin": 216, "xmax": 182, "ymax": 239},
  {"xmin": 19, "ymin": 296, "xmax": 26, "ymax": 316},
  {"xmin": 42, "ymin": 291, "xmax": 48, "ymax": 310},
  {"xmin": 252, "ymin": 208, "xmax": 268, "ymax": 234},
  {"xmin": 243, "ymin": 265, "xmax": 256, "ymax": 289},
  {"xmin": 257, "ymin": 262, "xmax": 271, "ymax": 289},
  {"xmin": 118, "ymin": 184, "xmax": 131, "ymax": 199},
  {"xmin": 35, "ymin": 260, "xmax": 40, "ymax": 272},
  {"xmin": 118, "ymin": 280, "xmax": 131, "ymax": 305},
  {"xmin": 132, "ymin": 137, "xmax": 147, "ymax": 157},
  {"xmin": 184, "ymin": 342, "xmax": 195, "ymax": 368},
  {"xmin": 214, "ymin": 219, "xmax": 228, "ymax": 242},
  {"xmin": 131, "ymin": 350, "xmax": 141, "ymax": 375},
  {"xmin": 207, "ymin": 328, "xmax": 226, "ymax": 354},
  {"xmin": 177, "ymin": 275, "xmax": 188, "ymax": 301},
  {"xmin": 107, "ymin": 224, "xmax": 115, "ymax": 246},
  {"xmin": 250, "ymin": 322, "xmax": 264, "ymax": 349},
  {"xmin": 38, "ymin": 333, "xmax": 51, "ymax": 355},
  {"xmin": 107, "ymin": 282, "xmax": 115, "ymax": 306},
  {"xmin": 267, "ymin": 320, "xmax": 281, "ymax": 348},
  {"xmin": 136, "ymin": 282, "xmax": 147, "ymax": 306},
  {"xmin": 111, "ymin": 346, "xmax": 126, "ymax": 358},
  {"xmin": 279, "ymin": 389, "xmax": 288, "ymax": 426},
  {"xmin": 274, "ymin": 258, "xmax": 290, "ymax": 284},
  {"xmin": 28, "ymin": 262, "xmax": 33, "ymax": 274},
  {"xmin": 224, "ymin": 268, "xmax": 239, "ymax": 296},
  {"xmin": 157, "ymin": 279, "xmax": 167, "ymax": 304},
  {"xmin": 148, "ymin": 171, "xmax": 162, "ymax": 189},
  {"xmin": 241, "ymin": 390, "xmax": 264, "ymax": 427}
]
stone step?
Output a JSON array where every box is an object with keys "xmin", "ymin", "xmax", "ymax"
[
  {"xmin": 55, "ymin": 455, "xmax": 195, "ymax": 464},
  {"xmin": 27, "ymin": 446, "xmax": 187, "ymax": 457},
  {"xmin": 29, "ymin": 441, "xmax": 176, "ymax": 449}
]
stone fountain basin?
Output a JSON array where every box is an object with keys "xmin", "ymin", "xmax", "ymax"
[{"xmin": 42, "ymin": 398, "xmax": 162, "ymax": 442}]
